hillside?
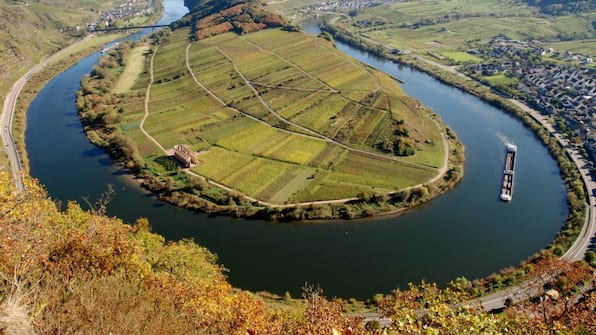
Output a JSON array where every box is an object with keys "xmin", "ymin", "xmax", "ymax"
[
  {"xmin": 324, "ymin": 0, "xmax": 595, "ymax": 55},
  {"xmin": 525, "ymin": 0, "xmax": 596, "ymax": 15},
  {"xmin": 0, "ymin": 0, "xmax": 130, "ymax": 95},
  {"xmin": 69, "ymin": 0, "xmax": 464, "ymax": 222},
  {"xmin": 0, "ymin": 0, "xmax": 159, "ymax": 171},
  {"xmin": 177, "ymin": 0, "xmax": 286, "ymax": 38},
  {"xmin": 0, "ymin": 172, "xmax": 594, "ymax": 334}
]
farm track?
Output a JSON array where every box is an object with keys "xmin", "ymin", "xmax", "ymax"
[
  {"xmin": 216, "ymin": 45, "xmax": 330, "ymax": 140},
  {"xmin": 139, "ymin": 46, "xmax": 169, "ymax": 155},
  {"xmin": 249, "ymin": 81, "xmax": 341, "ymax": 93},
  {"xmin": 184, "ymin": 44, "xmax": 327, "ymax": 142}
]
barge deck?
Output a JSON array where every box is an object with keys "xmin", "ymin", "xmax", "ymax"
[{"xmin": 500, "ymin": 144, "xmax": 517, "ymax": 202}]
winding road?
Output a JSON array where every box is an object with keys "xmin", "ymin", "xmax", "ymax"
[
  {"xmin": 314, "ymin": 23, "xmax": 595, "ymax": 314},
  {"xmin": 407, "ymin": 59, "xmax": 596, "ymax": 310},
  {"xmin": 1, "ymin": 65, "xmax": 31, "ymax": 192},
  {"xmin": 477, "ymin": 100, "xmax": 596, "ymax": 310},
  {"xmin": 1, "ymin": 36, "xmax": 96, "ymax": 192}
]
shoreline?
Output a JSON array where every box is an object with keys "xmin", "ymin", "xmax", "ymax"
[
  {"xmin": 314, "ymin": 17, "xmax": 594, "ymax": 291},
  {"xmin": 92, "ymin": 138, "xmax": 464, "ymax": 221}
]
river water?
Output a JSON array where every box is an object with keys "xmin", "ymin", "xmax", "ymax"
[{"xmin": 25, "ymin": 1, "xmax": 567, "ymax": 299}]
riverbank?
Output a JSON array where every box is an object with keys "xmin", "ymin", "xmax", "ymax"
[{"xmin": 25, "ymin": 4, "xmax": 567, "ymax": 298}]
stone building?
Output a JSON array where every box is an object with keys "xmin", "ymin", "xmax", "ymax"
[{"xmin": 173, "ymin": 144, "xmax": 198, "ymax": 168}]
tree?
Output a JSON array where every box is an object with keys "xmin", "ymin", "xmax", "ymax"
[
  {"xmin": 378, "ymin": 282, "xmax": 530, "ymax": 334},
  {"xmin": 504, "ymin": 255, "xmax": 594, "ymax": 334}
]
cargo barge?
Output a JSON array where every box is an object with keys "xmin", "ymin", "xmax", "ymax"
[{"xmin": 500, "ymin": 144, "xmax": 517, "ymax": 202}]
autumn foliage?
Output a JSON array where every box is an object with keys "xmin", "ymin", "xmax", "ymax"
[
  {"xmin": 0, "ymin": 172, "xmax": 594, "ymax": 334},
  {"xmin": 0, "ymin": 173, "xmax": 360, "ymax": 334},
  {"xmin": 192, "ymin": 3, "xmax": 284, "ymax": 40}
]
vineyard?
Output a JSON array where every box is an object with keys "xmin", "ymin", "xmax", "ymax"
[{"xmin": 108, "ymin": 27, "xmax": 447, "ymax": 205}]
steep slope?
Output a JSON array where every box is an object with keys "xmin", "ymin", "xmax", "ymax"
[
  {"xmin": 0, "ymin": 172, "xmax": 594, "ymax": 334},
  {"xmin": 0, "ymin": 1, "xmax": 99, "ymax": 94}
]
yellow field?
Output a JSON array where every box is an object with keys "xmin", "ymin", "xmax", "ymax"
[{"xmin": 113, "ymin": 45, "xmax": 150, "ymax": 94}]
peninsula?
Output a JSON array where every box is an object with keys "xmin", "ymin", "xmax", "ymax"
[{"xmin": 77, "ymin": 0, "xmax": 463, "ymax": 220}]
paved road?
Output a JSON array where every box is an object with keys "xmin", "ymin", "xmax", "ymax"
[
  {"xmin": 477, "ymin": 100, "xmax": 596, "ymax": 311},
  {"xmin": 1, "ymin": 64, "xmax": 40, "ymax": 191},
  {"xmin": 1, "ymin": 36, "xmax": 94, "ymax": 192},
  {"xmin": 407, "ymin": 51, "xmax": 595, "ymax": 262}
]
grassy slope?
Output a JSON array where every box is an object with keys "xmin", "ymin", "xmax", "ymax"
[
  {"xmin": 0, "ymin": 0, "xmax": 121, "ymax": 169},
  {"xmin": 0, "ymin": 172, "xmax": 307, "ymax": 334},
  {"xmin": 331, "ymin": 0, "xmax": 594, "ymax": 55},
  {"xmin": 0, "ymin": 0, "xmax": 119, "ymax": 94},
  {"xmin": 113, "ymin": 45, "xmax": 150, "ymax": 94},
  {"xmin": 0, "ymin": 171, "xmax": 593, "ymax": 334}
]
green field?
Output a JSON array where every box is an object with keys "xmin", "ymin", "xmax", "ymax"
[
  {"xmin": 111, "ymin": 27, "xmax": 446, "ymax": 204},
  {"xmin": 483, "ymin": 74, "xmax": 518, "ymax": 87},
  {"xmin": 331, "ymin": 0, "xmax": 595, "ymax": 56},
  {"xmin": 441, "ymin": 52, "xmax": 482, "ymax": 64}
]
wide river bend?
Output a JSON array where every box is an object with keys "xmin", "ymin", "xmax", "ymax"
[{"xmin": 26, "ymin": 0, "xmax": 567, "ymax": 298}]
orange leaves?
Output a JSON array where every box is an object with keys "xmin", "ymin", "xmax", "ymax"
[
  {"xmin": 193, "ymin": 2, "xmax": 285, "ymax": 41},
  {"xmin": 221, "ymin": 4, "xmax": 244, "ymax": 17},
  {"xmin": 300, "ymin": 286, "xmax": 366, "ymax": 335},
  {"xmin": 196, "ymin": 22, "xmax": 234, "ymax": 39}
]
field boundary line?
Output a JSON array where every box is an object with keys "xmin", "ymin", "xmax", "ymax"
[
  {"xmin": 311, "ymin": 34, "xmax": 381, "ymax": 92},
  {"xmin": 216, "ymin": 45, "xmax": 438, "ymax": 170},
  {"xmin": 185, "ymin": 43, "xmax": 326, "ymax": 142}
]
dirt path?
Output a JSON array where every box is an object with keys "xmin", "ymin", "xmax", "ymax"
[{"xmin": 139, "ymin": 46, "xmax": 169, "ymax": 155}]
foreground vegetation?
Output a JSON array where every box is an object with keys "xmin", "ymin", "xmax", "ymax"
[
  {"xmin": 77, "ymin": 18, "xmax": 464, "ymax": 219},
  {"xmin": 1, "ymin": 0, "xmax": 594, "ymax": 333},
  {"xmin": 0, "ymin": 172, "xmax": 594, "ymax": 334}
]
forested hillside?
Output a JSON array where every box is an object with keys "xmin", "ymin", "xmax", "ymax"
[
  {"xmin": 0, "ymin": 0, "xmax": 157, "ymax": 170},
  {"xmin": 0, "ymin": 0, "xmax": 101, "ymax": 93},
  {"xmin": 179, "ymin": 0, "xmax": 285, "ymax": 38}
]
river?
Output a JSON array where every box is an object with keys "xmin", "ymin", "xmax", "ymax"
[{"xmin": 25, "ymin": 1, "xmax": 567, "ymax": 299}]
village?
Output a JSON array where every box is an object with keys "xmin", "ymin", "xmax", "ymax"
[
  {"xmin": 86, "ymin": 0, "xmax": 157, "ymax": 31},
  {"xmin": 461, "ymin": 36, "xmax": 595, "ymax": 167},
  {"xmin": 301, "ymin": 0, "xmax": 378, "ymax": 14}
]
